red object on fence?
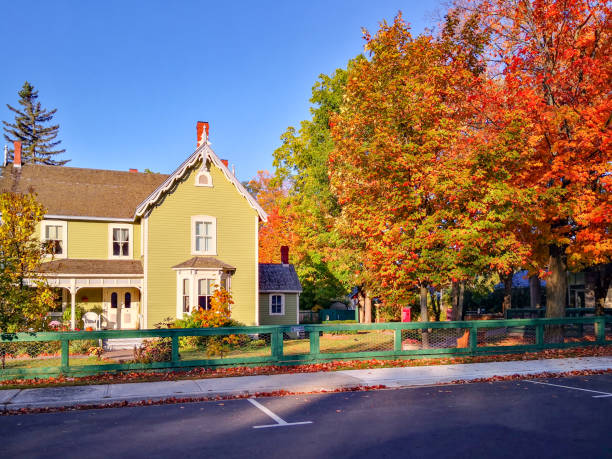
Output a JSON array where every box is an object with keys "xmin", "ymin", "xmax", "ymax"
[{"xmin": 402, "ymin": 307, "xmax": 411, "ymax": 322}]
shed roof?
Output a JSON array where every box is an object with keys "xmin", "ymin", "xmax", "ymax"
[{"xmin": 258, "ymin": 263, "xmax": 302, "ymax": 292}]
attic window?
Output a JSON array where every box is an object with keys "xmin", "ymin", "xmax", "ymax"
[{"xmin": 195, "ymin": 166, "xmax": 213, "ymax": 187}]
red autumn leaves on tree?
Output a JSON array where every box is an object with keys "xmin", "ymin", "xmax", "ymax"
[
  {"xmin": 246, "ymin": 171, "xmax": 296, "ymax": 264},
  {"xmin": 328, "ymin": 1, "xmax": 611, "ymax": 320}
]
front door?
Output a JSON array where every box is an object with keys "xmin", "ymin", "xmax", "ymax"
[{"xmin": 103, "ymin": 288, "xmax": 139, "ymax": 329}]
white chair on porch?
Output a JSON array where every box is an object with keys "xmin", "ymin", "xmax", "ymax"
[{"xmin": 82, "ymin": 312, "xmax": 100, "ymax": 330}]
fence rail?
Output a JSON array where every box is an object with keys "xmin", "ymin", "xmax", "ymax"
[
  {"xmin": 506, "ymin": 308, "xmax": 612, "ymax": 319},
  {"xmin": 1, "ymin": 316, "xmax": 610, "ymax": 381}
]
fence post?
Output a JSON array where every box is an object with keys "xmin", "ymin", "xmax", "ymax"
[
  {"xmin": 61, "ymin": 338, "xmax": 70, "ymax": 373},
  {"xmin": 536, "ymin": 324, "xmax": 544, "ymax": 347},
  {"xmin": 595, "ymin": 317, "xmax": 605, "ymax": 344},
  {"xmin": 271, "ymin": 328, "xmax": 284, "ymax": 359},
  {"xmin": 394, "ymin": 329, "xmax": 402, "ymax": 353},
  {"xmin": 309, "ymin": 328, "xmax": 320, "ymax": 356},
  {"xmin": 469, "ymin": 324, "xmax": 478, "ymax": 354},
  {"xmin": 171, "ymin": 334, "xmax": 180, "ymax": 363}
]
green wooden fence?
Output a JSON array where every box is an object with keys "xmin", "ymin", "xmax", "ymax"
[{"xmin": 1, "ymin": 316, "xmax": 610, "ymax": 381}]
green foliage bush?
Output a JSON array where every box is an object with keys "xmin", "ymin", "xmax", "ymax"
[{"xmin": 322, "ymin": 320, "xmax": 359, "ymax": 335}]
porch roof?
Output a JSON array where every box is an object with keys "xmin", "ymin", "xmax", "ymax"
[{"xmin": 39, "ymin": 259, "xmax": 144, "ymax": 276}]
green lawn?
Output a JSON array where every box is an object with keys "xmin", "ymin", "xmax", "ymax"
[
  {"xmin": 179, "ymin": 330, "xmax": 395, "ymax": 360},
  {"xmin": 3, "ymin": 355, "xmax": 112, "ymax": 369}
]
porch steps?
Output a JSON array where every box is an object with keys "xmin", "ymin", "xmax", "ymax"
[{"xmin": 103, "ymin": 337, "xmax": 144, "ymax": 351}]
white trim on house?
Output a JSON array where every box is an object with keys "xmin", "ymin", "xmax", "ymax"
[
  {"xmin": 134, "ymin": 143, "xmax": 268, "ymax": 221},
  {"xmin": 191, "ymin": 215, "xmax": 217, "ymax": 256},
  {"xmin": 175, "ymin": 268, "xmax": 223, "ymax": 319},
  {"xmin": 45, "ymin": 214, "xmax": 134, "ymax": 223},
  {"xmin": 108, "ymin": 223, "xmax": 133, "ymax": 259},
  {"xmin": 297, "ymin": 293, "xmax": 300, "ymax": 324},
  {"xmin": 194, "ymin": 166, "xmax": 213, "ymax": 187},
  {"xmin": 255, "ymin": 214, "xmax": 259, "ymax": 326},
  {"xmin": 269, "ymin": 293, "xmax": 285, "ymax": 316},
  {"xmin": 41, "ymin": 219, "xmax": 68, "ymax": 259},
  {"xmin": 143, "ymin": 214, "xmax": 149, "ymax": 329}
]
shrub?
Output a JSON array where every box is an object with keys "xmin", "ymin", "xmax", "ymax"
[
  {"xmin": 133, "ymin": 338, "xmax": 172, "ymax": 363},
  {"xmin": 322, "ymin": 320, "xmax": 359, "ymax": 335},
  {"xmin": 69, "ymin": 339, "xmax": 99, "ymax": 355}
]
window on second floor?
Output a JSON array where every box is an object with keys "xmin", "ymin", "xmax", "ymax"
[
  {"xmin": 192, "ymin": 216, "xmax": 216, "ymax": 255},
  {"xmin": 42, "ymin": 220, "xmax": 67, "ymax": 258},
  {"xmin": 109, "ymin": 224, "xmax": 132, "ymax": 258}
]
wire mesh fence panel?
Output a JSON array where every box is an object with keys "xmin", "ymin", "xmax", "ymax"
[
  {"xmin": 562, "ymin": 323, "xmax": 596, "ymax": 343},
  {"xmin": 283, "ymin": 331, "xmax": 310, "ymax": 355},
  {"xmin": 319, "ymin": 329, "xmax": 394, "ymax": 354},
  {"xmin": 69, "ymin": 338, "xmax": 117, "ymax": 367},
  {"xmin": 0, "ymin": 340, "xmax": 62, "ymax": 370},
  {"xmin": 402, "ymin": 328, "xmax": 470, "ymax": 350},
  {"xmin": 477, "ymin": 326, "xmax": 536, "ymax": 347},
  {"xmin": 177, "ymin": 333, "xmax": 272, "ymax": 361}
]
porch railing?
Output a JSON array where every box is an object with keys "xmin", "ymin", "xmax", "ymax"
[{"xmin": 1, "ymin": 316, "xmax": 610, "ymax": 381}]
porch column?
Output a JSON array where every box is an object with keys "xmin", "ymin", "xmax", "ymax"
[{"xmin": 70, "ymin": 279, "xmax": 76, "ymax": 331}]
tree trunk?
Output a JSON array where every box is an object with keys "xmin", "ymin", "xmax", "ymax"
[
  {"xmin": 502, "ymin": 272, "xmax": 513, "ymax": 316},
  {"xmin": 419, "ymin": 285, "xmax": 430, "ymax": 348},
  {"xmin": 364, "ymin": 293, "xmax": 372, "ymax": 324},
  {"xmin": 450, "ymin": 281, "xmax": 465, "ymax": 321},
  {"xmin": 545, "ymin": 244, "xmax": 568, "ymax": 342},
  {"xmin": 358, "ymin": 293, "xmax": 365, "ymax": 323},
  {"xmin": 529, "ymin": 275, "xmax": 541, "ymax": 308},
  {"xmin": 429, "ymin": 289, "xmax": 441, "ymax": 321}
]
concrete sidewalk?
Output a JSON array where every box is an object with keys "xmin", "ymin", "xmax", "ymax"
[{"xmin": 2, "ymin": 356, "xmax": 611, "ymax": 411}]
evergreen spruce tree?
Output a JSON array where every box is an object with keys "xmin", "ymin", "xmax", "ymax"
[{"xmin": 2, "ymin": 81, "xmax": 69, "ymax": 166}]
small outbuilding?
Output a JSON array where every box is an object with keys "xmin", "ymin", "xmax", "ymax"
[{"xmin": 258, "ymin": 246, "xmax": 302, "ymax": 325}]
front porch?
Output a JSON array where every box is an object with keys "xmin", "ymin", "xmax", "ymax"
[{"xmin": 40, "ymin": 259, "xmax": 144, "ymax": 330}]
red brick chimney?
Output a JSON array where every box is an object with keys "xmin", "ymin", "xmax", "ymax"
[
  {"xmin": 196, "ymin": 121, "xmax": 209, "ymax": 147},
  {"xmin": 13, "ymin": 141, "xmax": 22, "ymax": 168},
  {"xmin": 221, "ymin": 159, "xmax": 228, "ymax": 167},
  {"xmin": 129, "ymin": 168, "xmax": 138, "ymax": 173},
  {"xmin": 281, "ymin": 246, "xmax": 289, "ymax": 265}
]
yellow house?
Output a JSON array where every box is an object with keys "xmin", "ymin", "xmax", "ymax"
[{"xmin": 0, "ymin": 122, "xmax": 301, "ymax": 330}]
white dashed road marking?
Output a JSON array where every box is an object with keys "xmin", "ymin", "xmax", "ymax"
[
  {"xmin": 525, "ymin": 380, "xmax": 612, "ymax": 398},
  {"xmin": 247, "ymin": 398, "xmax": 313, "ymax": 429}
]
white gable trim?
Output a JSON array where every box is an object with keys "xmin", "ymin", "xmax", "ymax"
[{"xmin": 134, "ymin": 143, "xmax": 267, "ymax": 221}]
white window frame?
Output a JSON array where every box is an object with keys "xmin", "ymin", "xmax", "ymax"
[
  {"xmin": 41, "ymin": 220, "xmax": 67, "ymax": 259},
  {"xmin": 269, "ymin": 293, "xmax": 285, "ymax": 316},
  {"xmin": 195, "ymin": 167, "xmax": 213, "ymax": 187},
  {"xmin": 108, "ymin": 224, "xmax": 133, "ymax": 259},
  {"xmin": 176, "ymin": 269, "xmax": 228, "ymax": 319},
  {"xmin": 191, "ymin": 215, "xmax": 217, "ymax": 256}
]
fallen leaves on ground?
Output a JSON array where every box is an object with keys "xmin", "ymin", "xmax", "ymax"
[{"xmin": 1, "ymin": 345, "xmax": 610, "ymax": 391}]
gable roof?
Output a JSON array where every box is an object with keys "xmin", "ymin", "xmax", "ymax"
[
  {"xmin": 135, "ymin": 142, "xmax": 267, "ymax": 221},
  {"xmin": 0, "ymin": 163, "xmax": 168, "ymax": 220},
  {"xmin": 0, "ymin": 141, "xmax": 267, "ymax": 222},
  {"xmin": 259, "ymin": 263, "xmax": 302, "ymax": 292}
]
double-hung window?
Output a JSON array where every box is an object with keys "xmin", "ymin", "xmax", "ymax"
[
  {"xmin": 42, "ymin": 220, "xmax": 67, "ymax": 258},
  {"xmin": 109, "ymin": 224, "xmax": 132, "ymax": 258},
  {"xmin": 192, "ymin": 216, "xmax": 216, "ymax": 255},
  {"xmin": 198, "ymin": 279, "xmax": 215, "ymax": 310},
  {"xmin": 45, "ymin": 225, "xmax": 64, "ymax": 255},
  {"xmin": 270, "ymin": 294, "xmax": 285, "ymax": 315},
  {"xmin": 182, "ymin": 279, "xmax": 190, "ymax": 313}
]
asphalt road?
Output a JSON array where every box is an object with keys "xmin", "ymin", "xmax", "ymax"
[{"xmin": 1, "ymin": 374, "xmax": 611, "ymax": 459}]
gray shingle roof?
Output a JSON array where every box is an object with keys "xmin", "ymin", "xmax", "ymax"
[{"xmin": 259, "ymin": 264, "xmax": 302, "ymax": 292}]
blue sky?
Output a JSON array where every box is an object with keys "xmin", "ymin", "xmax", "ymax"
[{"xmin": 1, "ymin": 0, "xmax": 441, "ymax": 181}]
